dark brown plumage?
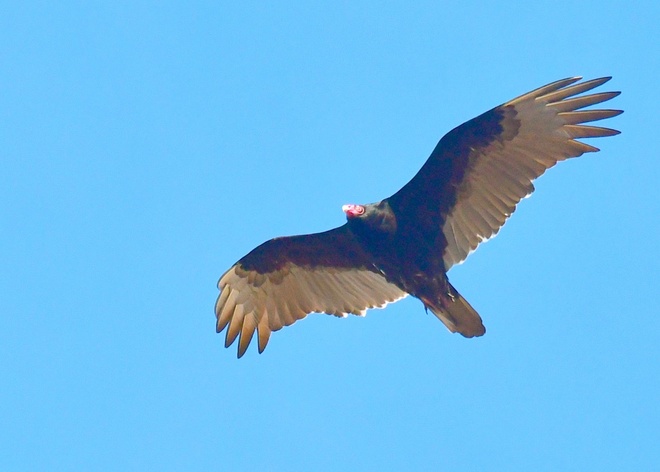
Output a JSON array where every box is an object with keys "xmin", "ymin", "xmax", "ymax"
[{"xmin": 216, "ymin": 76, "xmax": 622, "ymax": 357}]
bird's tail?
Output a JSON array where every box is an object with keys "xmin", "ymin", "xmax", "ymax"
[{"xmin": 421, "ymin": 282, "xmax": 486, "ymax": 338}]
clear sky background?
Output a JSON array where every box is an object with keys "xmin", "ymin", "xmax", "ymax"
[{"xmin": 2, "ymin": 1, "xmax": 659, "ymax": 471}]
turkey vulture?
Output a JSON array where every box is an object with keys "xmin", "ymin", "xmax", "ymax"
[{"xmin": 216, "ymin": 76, "xmax": 621, "ymax": 358}]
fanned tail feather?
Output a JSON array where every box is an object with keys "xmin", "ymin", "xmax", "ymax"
[{"xmin": 422, "ymin": 283, "xmax": 485, "ymax": 338}]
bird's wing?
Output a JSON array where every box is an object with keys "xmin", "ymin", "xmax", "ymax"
[
  {"xmin": 216, "ymin": 225, "xmax": 407, "ymax": 357},
  {"xmin": 390, "ymin": 77, "xmax": 621, "ymax": 269}
]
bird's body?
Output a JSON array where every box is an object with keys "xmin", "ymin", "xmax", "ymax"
[
  {"xmin": 216, "ymin": 77, "xmax": 622, "ymax": 357},
  {"xmin": 343, "ymin": 200, "xmax": 486, "ymax": 337}
]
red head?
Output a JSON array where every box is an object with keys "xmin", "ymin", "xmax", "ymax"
[{"xmin": 342, "ymin": 204, "xmax": 365, "ymax": 219}]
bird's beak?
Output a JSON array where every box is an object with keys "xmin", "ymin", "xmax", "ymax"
[{"xmin": 342, "ymin": 204, "xmax": 364, "ymax": 218}]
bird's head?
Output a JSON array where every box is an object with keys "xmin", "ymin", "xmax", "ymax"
[
  {"xmin": 342, "ymin": 201, "xmax": 397, "ymax": 235},
  {"xmin": 342, "ymin": 204, "xmax": 366, "ymax": 219}
]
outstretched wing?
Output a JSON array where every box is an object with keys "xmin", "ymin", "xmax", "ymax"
[
  {"xmin": 216, "ymin": 225, "xmax": 406, "ymax": 357},
  {"xmin": 389, "ymin": 77, "xmax": 621, "ymax": 269}
]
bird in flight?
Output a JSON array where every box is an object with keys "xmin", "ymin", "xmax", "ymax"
[{"xmin": 216, "ymin": 76, "xmax": 621, "ymax": 358}]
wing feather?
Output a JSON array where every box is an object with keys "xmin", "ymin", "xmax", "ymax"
[
  {"xmin": 238, "ymin": 311, "xmax": 258, "ymax": 358},
  {"xmin": 225, "ymin": 304, "xmax": 244, "ymax": 348},
  {"xmin": 533, "ymin": 77, "xmax": 613, "ymax": 103},
  {"xmin": 216, "ymin": 226, "xmax": 407, "ymax": 357},
  {"xmin": 558, "ymin": 109, "xmax": 622, "ymax": 124},
  {"xmin": 547, "ymin": 92, "xmax": 620, "ymax": 113},
  {"xmin": 257, "ymin": 314, "xmax": 271, "ymax": 353},
  {"xmin": 438, "ymin": 77, "xmax": 621, "ymax": 268},
  {"xmin": 564, "ymin": 124, "xmax": 620, "ymax": 138}
]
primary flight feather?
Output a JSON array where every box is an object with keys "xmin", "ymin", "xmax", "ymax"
[{"xmin": 216, "ymin": 76, "xmax": 622, "ymax": 358}]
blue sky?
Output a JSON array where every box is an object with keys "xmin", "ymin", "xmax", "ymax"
[{"xmin": 2, "ymin": 1, "xmax": 659, "ymax": 470}]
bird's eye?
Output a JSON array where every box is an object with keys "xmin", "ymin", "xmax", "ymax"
[{"xmin": 342, "ymin": 204, "xmax": 365, "ymax": 218}]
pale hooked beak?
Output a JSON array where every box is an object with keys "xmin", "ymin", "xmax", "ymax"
[{"xmin": 342, "ymin": 204, "xmax": 365, "ymax": 218}]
